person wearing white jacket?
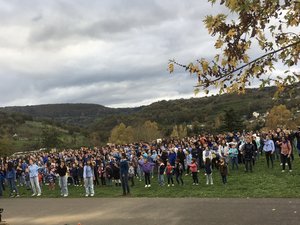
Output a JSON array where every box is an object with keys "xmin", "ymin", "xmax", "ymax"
[
  {"xmin": 202, "ymin": 146, "xmax": 213, "ymax": 163},
  {"xmin": 218, "ymin": 140, "xmax": 229, "ymax": 163}
]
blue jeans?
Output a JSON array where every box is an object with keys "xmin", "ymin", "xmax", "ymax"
[
  {"xmin": 158, "ymin": 174, "xmax": 164, "ymax": 186},
  {"xmin": 230, "ymin": 157, "xmax": 238, "ymax": 170},
  {"xmin": 7, "ymin": 178, "xmax": 19, "ymax": 196},
  {"xmin": 59, "ymin": 176, "xmax": 68, "ymax": 196},
  {"xmin": 121, "ymin": 173, "xmax": 130, "ymax": 195}
]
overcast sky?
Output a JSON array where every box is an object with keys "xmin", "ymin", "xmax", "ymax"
[
  {"xmin": 0, "ymin": 0, "xmax": 229, "ymax": 107},
  {"xmin": 1, "ymin": 0, "xmax": 296, "ymax": 108}
]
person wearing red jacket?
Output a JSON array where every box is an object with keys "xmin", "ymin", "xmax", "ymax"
[
  {"xmin": 166, "ymin": 162, "xmax": 174, "ymax": 187},
  {"xmin": 189, "ymin": 159, "xmax": 199, "ymax": 185}
]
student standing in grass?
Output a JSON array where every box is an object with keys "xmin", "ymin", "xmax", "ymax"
[
  {"xmin": 204, "ymin": 158, "xmax": 213, "ymax": 185},
  {"xmin": 189, "ymin": 158, "xmax": 199, "ymax": 185},
  {"xmin": 263, "ymin": 135, "xmax": 275, "ymax": 168},
  {"xmin": 185, "ymin": 150, "xmax": 192, "ymax": 176},
  {"xmin": 120, "ymin": 153, "xmax": 130, "ymax": 196},
  {"xmin": 166, "ymin": 162, "xmax": 174, "ymax": 187},
  {"xmin": 219, "ymin": 158, "xmax": 228, "ymax": 184},
  {"xmin": 228, "ymin": 143, "xmax": 239, "ymax": 170},
  {"xmin": 84, "ymin": 160, "xmax": 95, "ymax": 197},
  {"xmin": 56, "ymin": 161, "xmax": 68, "ymax": 197},
  {"xmin": 28, "ymin": 159, "xmax": 42, "ymax": 197},
  {"xmin": 138, "ymin": 157, "xmax": 155, "ymax": 188},
  {"xmin": 128, "ymin": 162, "xmax": 135, "ymax": 187},
  {"xmin": 174, "ymin": 159, "xmax": 184, "ymax": 185},
  {"xmin": 279, "ymin": 136, "xmax": 292, "ymax": 172},
  {"xmin": 241, "ymin": 136, "xmax": 255, "ymax": 172},
  {"xmin": 6, "ymin": 162, "xmax": 19, "ymax": 197},
  {"xmin": 158, "ymin": 159, "xmax": 165, "ymax": 186}
]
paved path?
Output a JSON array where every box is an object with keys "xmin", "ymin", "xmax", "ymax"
[{"xmin": 1, "ymin": 198, "xmax": 299, "ymax": 225}]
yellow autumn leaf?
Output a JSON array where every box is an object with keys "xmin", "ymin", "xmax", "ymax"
[
  {"xmin": 215, "ymin": 39, "xmax": 224, "ymax": 49},
  {"xmin": 253, "ymin": 65, "xmax": 261, "ymax": 74},
  {"xmin": 243, "ymin": 55, "xmax": 249, "ymax": 63},
  {"xmin": 168, "ymin": 63, "xmax": 174, "ymax": 73},
  {"xmin": 201, "ymin": 60, "xmax": 209, "ymax": 72},
  {"xmin": 221, "ymin": 59, "xmax": 227, "ymax": 67},
  {"xmin": 227, "ymin": 28, "xmax": 236, "ymax": 38}
]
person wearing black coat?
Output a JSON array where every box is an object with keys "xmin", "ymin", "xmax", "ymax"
[
  {"xmin": 176, "ymin": 148, "xmax": 186, "ymax": 172},
  {"xmin": 56, "ymin": 161, "xmax": 68, "ymax": 197},
  {"xmin": 242, "ymin": 137, "xmax": 256, "ymax": 172}
]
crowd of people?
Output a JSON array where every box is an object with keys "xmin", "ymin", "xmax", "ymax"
[{"xmin": 0, "ymin": 127, "xmax": 299, "ymax": 197}]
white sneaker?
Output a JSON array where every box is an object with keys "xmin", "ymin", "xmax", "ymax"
[
  {"xmin": 206, "ymin": 183, "xmax": 209, "ymax": 185},
  {"xmin": 282, "ymin": 170, "xmax": 285, "ymax": 172},
  {"xmin": 280, "ymin": 163, "xmax": 283, "ymax": 166},
  {"xmin": 63, "ymin": 194, "xmax": 68, "ymax": 197},
  {"xmin": 211, "ymin": 183, "xmax": 214, "ymax": 185},
  {"xmin": 171, "ymin": 184, "xmax": 174, "ymax": 187},
  {"xmin": 148, "ymin": 184, "xmax": 151, "ymax": 187},
  {"xmin": 192, "ymin": 183, "xmax": 195, "ymax": 185},
  {"xmin": 196, "ymin": 183, "xmax": 199, "ymax": 186},
  {"xmin": 168, "ymin": 184, "xmax": 170, "ymax": 187},
  {"xmin": 91, "ymin": 193, "xmax": 94, "ymax": 197},
  {"xmin": 289, "ymin": 170, "xmax": 292, "ymax": 172},
  {"xmin": 85, "ymin": 194, "xmax": 89, "ymax": 197},
  {"xmin": 285, "ymin": 163, "xmax": 288, "ymax": 166},
  {"xmin": 37, "ymin": 193, "xmax": 41, "ymax": 197},
  {"xmin": 145, "ymin": 185, "xmax": 148, "ymax": 188},
  {"xmin": 32, "ymin": 193, "xmax": 36, "ymax": 197}
]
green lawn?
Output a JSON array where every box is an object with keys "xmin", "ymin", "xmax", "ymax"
[{"xmin": 3, "ymin": 156, "xmax": 300, "ymax": 198}]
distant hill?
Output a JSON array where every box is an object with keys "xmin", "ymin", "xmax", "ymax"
[
  {"xmin": 1, "ymin": 103, "xmax": 140, "ymax": 127},
  {"xmin": 1, "ymin": 86, "xmax": 300, "ymax": 152}
]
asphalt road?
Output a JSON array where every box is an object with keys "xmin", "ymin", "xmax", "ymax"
[{"xmin": 1, "ymin": 198, "xmax": 299, "ymax": 225}]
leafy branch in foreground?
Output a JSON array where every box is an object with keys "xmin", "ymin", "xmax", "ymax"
[{"xmin": 169, "ymin": 0, "xmax": 300, "ymax": 96}]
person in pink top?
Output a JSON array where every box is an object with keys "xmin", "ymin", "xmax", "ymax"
[
  {"xmin": 279, "ymin": 136, "xmax": 292, "ymax": 172},
  {"xmin": 189, "ymin": 159, "xmax": 199, "ymax": 185}
]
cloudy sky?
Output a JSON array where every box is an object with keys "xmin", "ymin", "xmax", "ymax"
[{"xmin": 8, "ymin": 0, "xmax": 296, "ymax": 108}]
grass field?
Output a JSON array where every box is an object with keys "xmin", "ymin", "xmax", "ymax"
[{"xmin": 3, "ymin": 156, "xmax": 300, "ymax": 198}]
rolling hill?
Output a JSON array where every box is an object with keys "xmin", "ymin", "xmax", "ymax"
[{"xmin": 1, "ymin": 86, "xmax": 300, "ymax": 154}]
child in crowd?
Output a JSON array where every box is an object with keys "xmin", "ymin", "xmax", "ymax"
[
  {"xmin": 189, "ymin": 159, "xmax": 199, "ymax": 185},
  {"xmin": 166, "ymin": 162, "xmax": 174, "ymax": 187},
  {"xmin": 158, "ymin": 160, "xmax": 165, "ymax": 186},
  {"xmin": 24, "ymin": 168, "xmax": 31, "ymax": 190},
  {"xmin": 83, "ymin": 160, "xmax": 95, "ymax": 197},
  {"xmin": 78, "ymin": 162, "xmax": 84, "ymax": 186},
  {"xmin": 228, "ymin": 143, "xmax": 239, "ymax": 170},
  {"xmin": 48, "ymin": 167, "xmax": 56, "ymax": 190},
  {"xmin": 185, "ymin": 150, "xmax": 192, "ymax": 176},
  {"xmin": 174, "ymin": 159, "xmax": 184, "ymax": 185},
  {"xmin": 219, "ymin": 158, "xmax": 228, "ymax": 184},
  {"xmin": 128, "ymin": 162, "xmax": 135, "ymax": 187},
  {"xmin": 205, "ymin": 158, "xmax": 213, "ymax": 185},
  {"xmin": 99, "ymin": 163, "xmax": 106, "ymax": 186},
  {"xmin": 105, "ymin": 164, "xmax": 113, "ymax": 186},
  {"xmin": 71, "ymin": 163, "xmax": 79, "ymax": 186},
  {"xmin": 138, "ymin": 158, "xmax": 155, "ymax": 188}
]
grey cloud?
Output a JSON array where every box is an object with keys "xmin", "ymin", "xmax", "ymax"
[{"xmin": 0, "ymin": 0, "xmax": 232, "ymax": 107}]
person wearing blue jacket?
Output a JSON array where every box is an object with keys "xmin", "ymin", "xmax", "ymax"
[
  {"xmin": 168, "ymin": 149, "xmax": 177, "ymax": 166},
  {"xmin": 83, "ymin": 160, "xmax": 95, "ymax": 197},
  {"xmin": 120, "ymin": 153, "xmax": 130, "ymax": 196},
  {"xmin": 28, "ymin": 159, "xmax": 42, "ymax": 197},
  {"xmin": 6, "ymin": 161, "xmax": 19, "ymax": 197},
  {"xmin": 263, "ymin": 135, "xmax": 275, "ymax": 168}
]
